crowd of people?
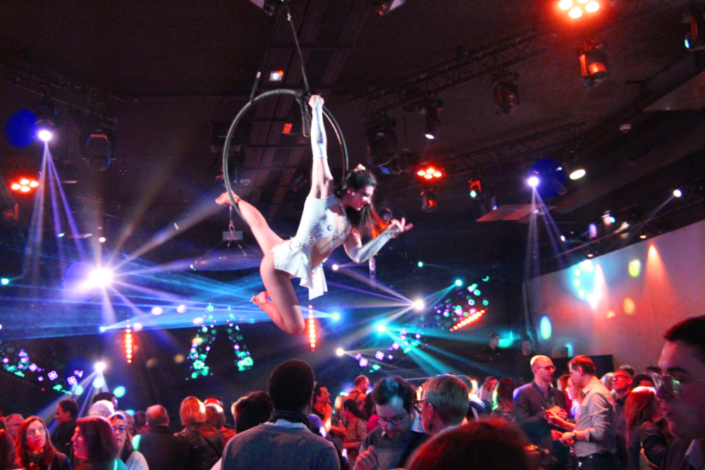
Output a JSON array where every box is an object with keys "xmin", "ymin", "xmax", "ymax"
[{"xmin": 0, "ymin": 314, "xmax": 703, "ymax": 470}]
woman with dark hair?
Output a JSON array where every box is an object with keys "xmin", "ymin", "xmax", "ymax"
[
  {"xmin": 71, "ymin": 417, "xmax": 123, "ymax": 470},
  {"xmin": 177, "ymin": 397, "xmax": 223, "ymax": 470},
  {"xmin": 492, "ymin": 378, "xmax": 516, "ymax": 423},
  {"xmin": 216, "ymin": 95, "xmax": 412, "ymax": 335},
  {"xmin": 109, "ymin": 413, "xmax": 147, "ymax": 470},
  {"xmin": 341, "ymin": 399, "xmax": 367, "ymax": 468},
  {"xmin": 407, "ymin": 418, "xmax": 532, "ymax": 470},
  {"xmin": 625, "ymin": 387, "xmax": 672, "ymax": 470},
  {"xmin": 15, "ymin": 416, "xmax": 70, "ymax": 470}
]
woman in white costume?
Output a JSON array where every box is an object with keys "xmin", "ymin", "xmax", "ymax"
[{"xmin": 216, "ymin": 95, "xmax": 412, "ymax": 334}]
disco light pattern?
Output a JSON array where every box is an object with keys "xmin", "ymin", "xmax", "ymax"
[
  {"xmin": 186, "ymin": 313, "xmax": 253, "ymax": 380},
  {"xmin": 410, "ymin": 277, "xmax": 491, "ymax": 332},
  {"xmin": 0, "ymin": 345, "xmax": 78, "ymax": 393}
]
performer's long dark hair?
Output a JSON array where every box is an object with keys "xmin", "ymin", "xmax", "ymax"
[{"xmin": 334, "ymin": 168, "xmax": 386, "ymax": 238}]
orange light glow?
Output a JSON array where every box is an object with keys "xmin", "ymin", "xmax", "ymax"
[
  {"xmin": 308, "ymin": 305, "xmax": 316, "ymax": 351},
  {"xmin": 450, "ymin": 310, "xmax": 485, "ymax": 331},
  {"xmin": 20, "ymin": 186, "xmax": 30, "ymax": 192},
  {"xmin": 585, "ymin": 1, "xmax": 599, "ymax": 12},
  {"xmin": 11, "ymin": 183, "xmax": 20, "ymax": 190},
  {"xmin": 558, "ymin": 0, "xmax": 572, "ymax": 9},
  {"xmin": 10, "ymin": 178, "xmax": 39, "ymax": 193},
  {"xmin": 569, "ymin": 6, "xmax": 583, "ymax": 18}
]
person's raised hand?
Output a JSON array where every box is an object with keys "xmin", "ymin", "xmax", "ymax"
[
  {"xmin": 309, "ymin": 94, "xmax": 324, "ymax": 109},
  {"xmin": 355, "ymin": 445, "xmax": 378, "ymax": 470},
  {"xmin": 387, "ymin": 217, "xmax": 413, "ymax": 238}
]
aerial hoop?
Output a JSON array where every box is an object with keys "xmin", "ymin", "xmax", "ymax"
[{"xmin": 222, "ymin": 88, "xmax": 349, "ymax": 221}]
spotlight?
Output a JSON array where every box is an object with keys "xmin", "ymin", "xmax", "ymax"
[
  {"xmin": 492, "ymin": 71, "xmax": 519, "ymax": 114},
  {"xmin": 365, "ymin": 116, "xmax": 397, "ymax": 167},
  {"xmin": 151, "ymin": 306, "xmax": 163, "ymax": 316},
  {"xmin": 455, "ymin": 279, "xmax": 463, "ymax": 286},
  {"xmin": 177, "ymin": 304, "xmax": 187, "ymax": 314},
  {"xmin": 94, "ymin": 362, "xmax": 107, "ymax": 373},
  {"xmin": 332, "ymin": 264, "xmax": 339, "ymax": 271},
  {"xmin": 558, "ymin": 0, "xmax": 572, "ymax": 9},
  {"xmin": 569, "ymin": 167, "xmax": 586, "ymax": 180},
  {"xmin": 37, "ymin": 129, "xmax": 53, "ymax": 142},
  {"xmin": 579, "ymin": 40, "xmax": 608, "ymax": 87},
  {"xmin": 331, "ymin": 312, "xmax": 340, "ymax": 321},
  {"xmin": 639, "ymin": 228, "xmax": 648, "ymax": 240},
  {"xmin": 417, "ymin": 261, "xmax": 424, "ymax": 268},
  {"xmin": 1, "ymin": 279, "xmax": 9, "ymax": 286},
  {"xmin": 268, "ymin": 70, "xmax": 284, "ymax": 82},
  {"xmin": 416, "ymin": 164, "xmax": 444, "ymax": 182},
  {"xmin": 377, "ymin": 324, "xmax": 387, "ymax": 333},
  {"xmin": 586, "ymin": 244, "xmax": 598, "ymax": 258},
  {"xmin": 377, "ymin": 0, "xmax": 406, "ymax": 15},
  {"xmin": 335, "ymin": 348, "xmax": 345, "ymax": 357},
  {"xmin": 413, "ymin": 300, "xmax": 425, "ymax": 311},
  {"xmin": 422, "ymin": 99, "xmax": 442, "ymax": 140},
  {"xmin": 87, "ymin": 268, "xmax": 113, "ymax": 288},
  {"xmin": 527, "ymin": 175, "xmax": 540, "ymax": 187},
  {"xmin": 421, "ymin": 188, "xmax": 438, "ymax": 212},
  {"xmin": 673, "ymin": 189, "xmax": 683, "ymax": 198},
  {"xmin": 98, "ymin": 237, "xmax": 106, "ymax": 243}
]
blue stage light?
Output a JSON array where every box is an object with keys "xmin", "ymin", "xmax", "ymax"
[
  {"xmin": 1, "ymin": 279, "xmax": 9, "ymax": 286},
  {"xmin": 331, "ymin": 312, "xmax": 340, "ymax": 321},
  {"xmin": 113, "ymin": 386, "xmax": 126, "ymax": 398},
  {"xmin": 454, "ymin": 279, "xmax": 462, "ymax": 286},
  {"xmin": 377, "ymin": 324, "xmax": 386, "ymax": 333}
]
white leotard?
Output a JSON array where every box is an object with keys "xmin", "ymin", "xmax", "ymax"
[{"xmin": 271, "ymin": 194, "xmax": 351, "ymax": 299}]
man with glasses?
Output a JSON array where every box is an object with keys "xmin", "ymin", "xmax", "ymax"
[
  {"xmin": 658, "ymin": 315, "xmax": 705, "ymax": 470},
  {"xmin": 611, "ymin": 369, "xmax": 633, "ymax": 470},
  {"xmin": 355, "ymin": 377, "xmax": 428, "ymax": 470},
  {"xmin": 515, "ymin": 355, "xmax": 568, "ymax": 469},
  {"xmin": 416, "ymin": 375, "xmax": 469, "ymax": 437}
]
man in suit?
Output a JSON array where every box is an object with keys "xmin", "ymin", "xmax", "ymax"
[
  {"xmin": 658, "ymin": 315, "xmax": 705, "ymax": 470},
  {"xmin": 515, "ymin": 355, "xmax": 568, "ymax": 470}
]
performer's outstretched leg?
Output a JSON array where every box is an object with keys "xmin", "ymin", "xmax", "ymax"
[
  {"xmin": 216, "ymin": 192, "xmax": 282, "ymax": 254},
  {"xmin": 257, "ymin": 253, "xmax": 305, "ymax": 334}
]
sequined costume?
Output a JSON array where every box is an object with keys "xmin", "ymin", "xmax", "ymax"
[{"xmin": 271, "ymin": 194, "xmax": 351, "ymax": 299}]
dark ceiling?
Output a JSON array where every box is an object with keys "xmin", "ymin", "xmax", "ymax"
[{"xmin": 1, "ymin": 0, "xmax": 705, "ymax": 282}]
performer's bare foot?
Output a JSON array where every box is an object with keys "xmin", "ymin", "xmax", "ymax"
[
  {"xmin": 250, "ymin": 291, "xmax": 270, "ymax": 306},
  {"xmin": 216, "ymin": 192, "xmax": 241, "ymax": 206}
]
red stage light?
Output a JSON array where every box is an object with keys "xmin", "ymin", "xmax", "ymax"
[
  {"xmin": 10, "ymin": 178, "xmax": 39, "ymax": 193},
  {"xmin": 416, "ymin": 165, "xmax": 444, "ymax": 182}
]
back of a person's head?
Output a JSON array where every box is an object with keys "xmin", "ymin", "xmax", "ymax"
[
  {"xmin": 495, "ymin": 378, "xmax": 516, "ymax": 403},
  {"xmin": 423, "ymin": 375, "xmax": 469, "ymax": 426},
  {"xmin": 92, "ymin": 392, "xmax": 117, "ymax": 408},
  {"xmin": 664, "ymin": 315, "xmax": 705, "ymax": 364},
  {"xmin": 354, "ymin": 375, "xmax": 368, "ymax": 387},
  {"xmin": 205, "ymin": 405, "xmax": 226, "ymax": 429},
  {"xmin": 88, "ymin": 400, "xmax": 115, "ymax": 418},
  {"xmin": 268, "ymin": 359, "xmax": 315, "ymax": 412},
  {"xmin": 77, "ymin": 417, "xmax": 119, "ymax": 464},
  {"xmin": 371, "ymin": 376, "xmax": 415, "ymax": 413},
  {"xmin": 342, "ymin": 399, "xmax": 366, "ymax": 420},
  {"xmin": 569, "ymin": 355, "xmax": 596, "ymax": 376},
  {"xmin": 235, "ymin": 391, "xmax": 274, "ymax": 433},
  {"xmin": 407, "ymin": 418, "xmax": 532, "ymax": 470},
  {"xmin": 180, "ymin": 397, "xmax": 206, "ymax": 427},
  {"xmin": 145, "ymin": 405, "xmax": 169, "ymax": 428},
  {"xmin": 133, "ymin": 411, "xmax": 147, "ymax": 429},
  {"xmin": 58, "ymin": 399, "xmax": 79, "ymax": 418},
  {"xmin": 624, "ymin": 387, "xmax": 657, "ymax": 434}
]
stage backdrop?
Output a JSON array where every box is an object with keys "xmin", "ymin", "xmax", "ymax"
[{"xmin": 527, "ymin": 218, "xmax": 705, "ymax": 372}]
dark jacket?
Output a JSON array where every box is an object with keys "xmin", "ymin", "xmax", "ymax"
[
  {"xmin": 139, "ymin": 425, "xmax": 191, "ymax": 470},
  {"xmin": 19, "ymin": 452, "xmax": 71, "ymax": 470},
  {"xmin": 178, "ymin": 423, "xmax": 223, "ymax": 470},
  {"xmin": 50, "ymin": 418, "xmax": 77, "ymax": 461},
  {"xmin": 515, "ymin": 381, "xmax": 568, "ymax": 464},
  {"xmin": 626, "ymin": 419, "xmax": 670, "ymax": 470},
  {"xmin": 0, "ymin": 430, "xmax": 14, "ymax": 470},
  {"xmin": 662, "ymin": 438, "xmax": 701, "ymax": 470}
]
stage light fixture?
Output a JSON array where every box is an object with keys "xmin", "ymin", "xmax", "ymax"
[
  {"xmin": 80, "ymin": 117, "xmax": 117, "ymax": 171},
  {"xmin": 94, "ymin": 361, "xmax": 107, "ymax": 372},
  {"xmin": 455, "ymin": 279, "xmax": 463, "ymax": 286},
  {"xmin": 685, "ymin": 7, "xmax": 705, "ymax": 51},
  {"xmin": 527, "ymin": 175, "xmax": 540, "ymax": 188},
  {"xmin": 421, "ymin": 188, "xmax": 438, "ymax": 212},
  {"xmin": 377, "ymin": 324, "xmax": 387, "ymax": 333},
  {"xmin": 248, "ymin": 0, "xmax": 279, "ymax": 15},
  {"xmin": 417, "ymin": 261, "xmax": 423, "ymax": 268},
  {"xmin": 579, "ymin": 40, "xmax": 608, "ymax": 87},
  {"xmin": 469, "ymin": 179, "xmax": 483, "ymax": 199},
  {"xmin": 331, "ymin": 312, "xmax": 340, "ymax": 321},
  {"xmin": 377, "ymin": 0, "xmax": 406, "ymax": 16},
  {"xmin": 1, "ymin": 279, "xmax": 9, "ymax": 286},
  {"xmin": 673, "ymin": 189, "xmax": 683, "ymax": 198},
  {"xmin": 422, "ymin": 99, "xmax": 442, "ymax": 140},
  {"xmin": 335, "ymin": 348, "xmax": 345, "ymax": 357},
  {"xmin": 365, "ymin": 116, "xmax": 398, "ymax": 167},
  {"xmin": 9, "ymin": 178, "xmax": 39, "ymax": 194},
  {"xmin": 413, "ymin": 299, "xmax": 425, "ymax": 311},
  {"xmin": 492, "ymin": 71, "xmax": 519, "ymax": 114},
  {"xmin": 332, "ymin": 264, "xmax": 339, "ymax": 271}
]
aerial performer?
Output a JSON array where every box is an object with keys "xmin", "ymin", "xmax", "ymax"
[{"xmin": 216, "ymin": 95, "xmax": 413, "ymax": 335}]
